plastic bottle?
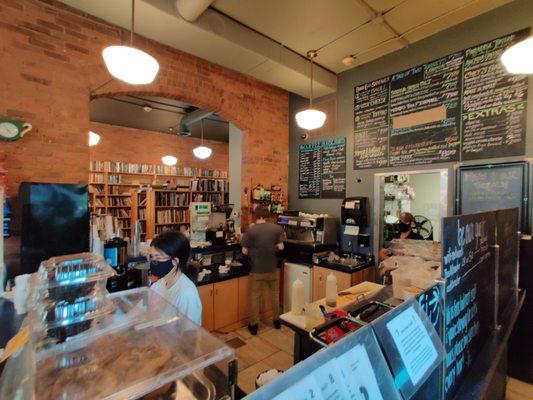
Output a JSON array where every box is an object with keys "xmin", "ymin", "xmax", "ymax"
[
  {"xmin": 291, "ymin": 279, "xmax": 305, "ymax": 315},
  {"xmin": 325, "ymin": 273, "xmax": 337, "ymax": 307}
]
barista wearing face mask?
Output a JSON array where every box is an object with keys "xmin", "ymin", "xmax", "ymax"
[
  {"xmin": 148, "ymin": 231, "xmax": 202, "ymax": 325},
  {"xmin": 379, "ymin": 212, "xmax": 422, "ymax": 262}
]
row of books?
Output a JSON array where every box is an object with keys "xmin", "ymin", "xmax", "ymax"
[
  {"xmin": 108, "ymin": 174, "xmax": 122, "ymax": 184},
  {"xmin": 156, "ymin": 210, "xmax": 189, "ymax": 224},
  {"xmin": 138, "ymin": 209, "xmax": 147, "ymax": 220},
  {"xmin": 110, "ymin": 209, "xmax": 130, "ymax": 218},
  {"xmin": 92, "ymin": 198, "xmax": 105, "ymax": 207},
  {"xmin": 155, "ymin": 192, "xmax": 189, "ymax": 207},
  {"xmin": 108, "ymin": 197, "xmax": 131, "ymax": 206},
  {"xmin": 190, "ymin": 179, "xmax": 229, "ymax": 192},
  {"xmin": 117, "ymin": 220, "xmax": 131, "ymax": 229},
  {"xmin": 90, "ymin": 173, "xmax": 104, "ymax": 183},
  {"xmin": 192, "ymin": 193, "xmax": 224, "ymax": 205},
  {"xmin": 90, "ymin": 161, "xmax": 227, "ymax": 179}
]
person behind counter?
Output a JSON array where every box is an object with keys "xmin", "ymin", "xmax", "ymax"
[
  {"xmin": 379, "ymin": 212, "xmax": 422, "ymax": 262},
  {"xmin": 148, "ymin": 231, "xmax": 202, "ymax": 325},
  {"xmin": 242, "ymin": 206, "xmax": 284, "ymax": 335}
]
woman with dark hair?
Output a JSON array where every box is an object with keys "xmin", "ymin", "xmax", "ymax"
[{"xmin": 148, "ymin": 231, "xmax": 202, "ymax": 325}]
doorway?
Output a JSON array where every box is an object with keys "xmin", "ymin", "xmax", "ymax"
[{"xmin": 372, "ymin": 169, "xmax": 448, "ymax": 261}]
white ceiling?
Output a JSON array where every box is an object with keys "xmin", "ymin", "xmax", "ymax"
[
  {"xmin": 212, "ymin": 0, "xmax": 513, "ymax": 73},
  {"xmin": 60, "ymin": 0, "xmax": 512, "ymax": 97}
]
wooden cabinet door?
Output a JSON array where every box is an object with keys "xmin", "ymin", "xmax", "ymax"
[
  {"xmin": 313, "ymin": 267, "xmax": 352, "ymax": 301},
  {"xmin": 350, "ymin": 267, "xmax": 374, "ymax": 286},
  {"xmin": 312, "ymin": 266, "xmax": 327, "ymax": 301},
  {"xmin": 238, "ymin": 276, "xmax": 251, "ymax": 321},
  {"xmin": 332, "ymin": 270, "xmax": 352, "ymax": 293},
  {"xmin": 198, "ymin": 284, "xmax": 214, "ymax": 331},
  {"xmin": 214, "ymin": 279, "xmax": 239, "ymax": 330}
]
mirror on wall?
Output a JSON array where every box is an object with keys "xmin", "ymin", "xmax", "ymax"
[{"xmin": 373, "ymin": 169, "xmax": 448, "ymax": 260}]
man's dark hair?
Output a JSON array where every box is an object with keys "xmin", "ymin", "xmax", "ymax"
[{"xmin": 253, "ymin": 206, "xmax": 271, "ymax": 221}]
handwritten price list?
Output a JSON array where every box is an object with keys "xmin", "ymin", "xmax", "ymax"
[
  {"xmin": 353, "ymin": 29, "xmax": 529, "ymax": 169},
  {"xmin": 441, "ymin": 213, "xmax": 495, "ymax": 399},
  {"xmin": 299, "ymin": 138, "xmax": 346, "ymax": 199}
]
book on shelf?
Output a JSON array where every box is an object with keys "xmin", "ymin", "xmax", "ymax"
[
  {"xmin": 90, "ymin": 173, "xmax": 104, "ymax": 183},
  {"xmin": 190, "ymin": 179, "xmax": 228, "ymax": 192},
  {"xmin": 191, "ymin": 193, "xmax": 223, "ymax": 205},
  {"xmin": 138, "ymin": 209, "xmax": 147, "ymax": 220},
  {"xmin": 156, "ymin": 209, "xmax": 189, "ymax": 224},
  {"xmin": 110, "ymin": 209, "xmax": 131, "ymax": 218},
  {"xmin": 108, "ymin": 174, "xmax": 122, "ymax": 184},
  {"xmin": 92, "ymin": 198, "xmax": 105, "ymax": 207},
  {"xmin": 90, "ymin": 161, "xmax": 105, "ymax": 172},
  {"xmin": 105, "ymin": 161, "xmax": 155, "ymax": 174},
  {"xmin": 108, "ymin": 197, "xmax": 132, "ymax": 207},
  {"xmin": 155, "ymin": 192, "xmax": 189, "ymax": 207},
  {"xmin": 109, "ymin": 186, "xmax": 132, "ymax": 195}
]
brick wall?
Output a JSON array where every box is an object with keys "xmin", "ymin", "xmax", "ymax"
[
  {"xmin": 89, "ymin": 122, "xmax": 229, "ymax": 171},
  {"xmin": 0, "ymin": 0, "xmax": 289, "ymax": 240}
]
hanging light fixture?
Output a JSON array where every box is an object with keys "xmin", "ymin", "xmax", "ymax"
[
  {"xmin": 161, "ymin": 155, "xmax": 177, "ymax": 166},
  {"xmin": 102, "ymin": 0, "xmax": 159, "ymax": 84},
  {"xmin": 89, "ymin": 131, "xmax": 100, "ymax": 146},
  {"xmin": 296, "ymin": 50, "xmax": 327, "ymax": 130},
  {"xmin": 501, "ymin": 36, "xmax": 533, "ymax": 74},
  {"xmin": 193, "ymin": 119, "xmax": 212, "ymax": 159}
]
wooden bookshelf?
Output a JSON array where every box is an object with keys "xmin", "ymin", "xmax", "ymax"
[{"xmin": 90, "ymin": 161, "xmax": 228, "ymax": 239}]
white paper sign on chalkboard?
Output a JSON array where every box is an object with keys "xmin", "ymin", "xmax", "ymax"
[
  {"xmin": 353, "ymin": 29, "xmax": 530, "ymax": 170},
  {"xmin": 299, "ymin": 137, "xmax": 346, "ymax": 199}
]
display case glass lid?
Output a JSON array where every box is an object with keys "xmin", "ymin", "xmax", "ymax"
[{"xmin": 2, "ymin": 287, "xmax": 235, "ymax": 400}]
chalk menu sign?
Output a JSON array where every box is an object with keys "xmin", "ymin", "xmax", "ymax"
[
  {"xmin": 298, "ymin": 138, "xmax": 346, "ymax": 199},
  {"xmin": 354, "ymin": 29, "xmax": 529, "ymax": 169},
  {"xmin": 441, "ymin": 212, "xmax": 496, "ymax": 399},
  {"xmin": 457, "ymin": 162, "xmax": 529, "ymax": 233}
]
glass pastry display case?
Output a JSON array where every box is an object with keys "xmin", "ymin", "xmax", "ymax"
[{"xmin": 1, "ymin": 287, "xmax": 236, "ymax": 400}]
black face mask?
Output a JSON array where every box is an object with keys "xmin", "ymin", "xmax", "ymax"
[
  {"xmin": 149, "ymin": 260, "xmax": 174, "ymax": 279},
  {"xmin": 398, "ymin": 222, "xmax": 411, "ymax": 233}
]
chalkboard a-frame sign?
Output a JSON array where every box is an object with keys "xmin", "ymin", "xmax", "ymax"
[{"xmin": 455, "ymin": 161, "xmax": 530, "ymax": 234}]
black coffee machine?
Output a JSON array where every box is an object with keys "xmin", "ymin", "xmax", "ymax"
[
  {"xmin": 104, "ymin": 237, "xmax": 128, "ymax": 292},
  {"xmin": 340, "ymin": 197, "xmax": 371, "ymax": 256}
]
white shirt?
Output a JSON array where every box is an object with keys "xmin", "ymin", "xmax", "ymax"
[{"xmin": 150, "ymin": 272, "xmax": 202, "ymax": 325}]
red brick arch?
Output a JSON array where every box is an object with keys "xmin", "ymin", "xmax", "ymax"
[{"xmin": 1, "ymin": 0, "xmax": 289, "ymax": 237}]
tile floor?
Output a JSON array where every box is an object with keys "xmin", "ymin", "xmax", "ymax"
[
  {"xmin": 216, "ymin": 326, "xmax": 533, "ymax": 398},
  {"xmin": 214, "ymin": 321, "xmax": 295, "ymax": 395}
]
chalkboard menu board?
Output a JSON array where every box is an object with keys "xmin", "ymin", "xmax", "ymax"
[
  {"xmin": 457, "ymin": 162, "xmax": 529, "ymax": 233},
  {"xmin": 441, "ymin": 212, "xmax": 496, "ymax": 399},
  {"xmin": 353, "ymin": 29, "xmax": 529, "ymax": 169},
  {"xmin": 299, "ymin": 138, "xmax": 346, "ymax": 199}
]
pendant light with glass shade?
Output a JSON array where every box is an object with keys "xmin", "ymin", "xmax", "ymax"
[
  {"xmin": 88, "ymin": 131, "xmax": 100, "ymax": 146},
  {"xmin": 193, "ymin": 119, "xmax": 212, "ymax": 159},
  {"xmin": 501, "ymin": 36, "xmax": 533, "ymax": 74},
  {"xmin": 161, "ymin": 155, "xmax": 177, "ymax": 166},
  {"xmin": 296, "ymin": 50, "xmax": 327, "ymax": 130},
  {"xmin": 102, "ymin": 0, "xmax": 159, "ymax": 84}
]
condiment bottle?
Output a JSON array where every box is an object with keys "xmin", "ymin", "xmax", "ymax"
[
  {"xmin": 325, "ymin": 273, "xmax": 337, "ymax": 307},
  {"xmin": 291, "ymin": 279, "xmax": 305, "ymax": 315}
]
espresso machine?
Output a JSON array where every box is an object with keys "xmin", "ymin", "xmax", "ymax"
[{"xmin": 277, "ymin": 213, "xmax": 338, "ymax": 264}]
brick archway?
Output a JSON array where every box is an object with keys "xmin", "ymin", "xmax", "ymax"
[{"xmin": 1, "ymin": 0, "xmax": 289, "ymax": 238}]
